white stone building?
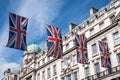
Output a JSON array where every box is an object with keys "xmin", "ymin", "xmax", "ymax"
[{"xmin": 2, "ymin": 0, "xmax": 120, "ymax": 80}]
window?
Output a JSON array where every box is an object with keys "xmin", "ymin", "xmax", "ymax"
[
  {"xmin": 99, "ymin": 22, "xmax": 105, "ymax": 30},
  {"xmin": 73, "ymin": 55, "xmax": 77, "ymax": 65},
  {"xmin": 74, "ymin": 72, "xmax": 78, "ymax": 80},
  {"xmin": 61, "ymin": 77, "xmax": 64, "ymax": 80},
  {"xmin": 102, "ymin": 38, "xmax": 107, "ymax": 43},
  {"xmin": 14, "ymin": 75, "xmax": 17, "ymax": 80},
  {"xmin": 67, "ymin": 58, "xmax": 71, "ymax": 67},
  {"xmin": 94, "ymin": 63, "xmax": 100, "ymax": 73},
  {"xmin": 67, "ymin": 74, "xmax": 71, "ymax": 80},
  {"xmin": 38, "ymin": 62, "xmax": 40, "ymax": 67},
  {"xmin": 47, "ymin": 56, "xmax": 50, "ymax": 61},
  {"xmin": 26, "ymin": 76, "xmax": 32, "ymax": 80},
  {"xmin": 85, "ymin": 67, "xmax": 90, "ymax": 77},
  {"xmin": 113, "ymin": 32, "xmax": 120, "ymax": 45},
  {"xmin": 66, "ymin": 43, "xmax": 69, "ymax": 50},
  {"xmin": 42, "ymin": 71, "xmax": 45, "ymax": 80},
  {"xmin": 53, "ymin": 65, "xmax": 57, "ymax": 75},
  {"xmin": 47, "ymin": 68, "xmax": 51, "ymax": 78},
  {"xmin": 42, "ymin": 58, "xmax": 45, "ymax": 64},
  {"xmin": 55, "ymin": 77, "xmax": 58, "ymax": 80},
  {"xmin": 110, "ymin": 15, "xmax": 115, "ymax": 23},
  {"xmin": 37, "ymin": 73, "xmax": 40, "ymax": 80},
  {"xmin": 92, "ymin": 43, "xmax": 98, "ymax": 54},
  {"xmin": 61, "ymin": 61, "xmax": 64, "ymax": 70},
  {"xmin": 90, "ymin": 28, "xmax": 94, "ymax": 35},
  {"xmin": 117, "ymin": 53, "xmax": 120, "ymax": 64}
]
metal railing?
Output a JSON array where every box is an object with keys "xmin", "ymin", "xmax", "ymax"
[{"xmin": 82, "ymin": 65, "xmax": 120, "ymax": 80}]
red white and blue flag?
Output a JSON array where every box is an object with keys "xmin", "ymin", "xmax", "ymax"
[
  {"xmin": 6, "ymin": 13, "xmax": 28, "ymax": 51},
  {"xmin": 98, "ymin": 41, "xmax": 111, "ymax": 68},
  {"xmin": 75, "ymin": 34, "xmax": 88, "ymax": 64},
  {"xmin": 46, "ymin": 24, "xmax": 63, "ymax": 59}
]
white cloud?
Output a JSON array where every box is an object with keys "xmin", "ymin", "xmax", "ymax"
[
  {"xmin": 0, "ymin": 58, "xmax": 20, "ymax": 79},
  {"xmin": 17, "ymin": 0, "xmax": 64, "ymax": 43},
  {"xmin": 0, "ymin": 0, "xmax": 64, "ymax": 78}
]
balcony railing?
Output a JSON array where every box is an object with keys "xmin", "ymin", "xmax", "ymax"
[{"xmin": 82, "ymin": 65, "xmax": 120, "ymax": 80}]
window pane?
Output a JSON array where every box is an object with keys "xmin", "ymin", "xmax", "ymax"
[
  {"xmin": 85, "ymin": 67, "xmax": 90, "ymax": 77},
  {"xmin": 42, "ymin": 71, "xmax": 45, "ymax": 79},
  {"xmin": 117, "ymin": 53, "xmax": 120, "ymax": 64},
  {"xmin": 73, "ymin": 55, "xmax": 77, "ymax": 65},
  {"xmin": 61, "ymin": 77, "xmax": 64, "ymax": 80},
  {"xmin": 113, "ymin": 32, "xmax": 120, "ymax": 45},
  {"xmin": 67, "ymin": 74, "xmax": 71, "ymax": 80},
  {"xmin": 92, "ymin": 43, "xmax": 98, "ymax": 54},
  {"xmin": 47, "ymin": 68, "xmax": 50, "ymax": 78},
  {"xmin": 74, "ymin": 72, "xmax": 78, "ymax": 80},
  {"xmin": 61, "ymin": 61, "xmax": 64, "ymax": 70},
  {"xmin": 53, "ymin": 65, "xmax": 57, "ymax": 75},
  {"xmin": 14, "ymin": 75, "xmax": 17, "ymax": 80},
  {"xmin": 99, "ymin": 22, "xmax": 105, "ymax": 30},
  {"xmin": 90, "ymin": 28, "xmax": 94, "ymax": 35},
  {"xmin": 110, "ymin": 15, "xmax": 115, "ymax": 23},
  {"xmin": 95, "ymin": 63, "xmax": 100, "ymax": 73}
]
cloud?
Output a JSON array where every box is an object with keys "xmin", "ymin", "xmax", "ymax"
[
  {"xmin": 0, "ymin": 0, "xmax": 64, "ymax": 78},
  {"xmin": 0, "ymin": 58, "xmax": 20, "ymax": 79},
  {"xmin": 17, "ymin": 0, "xmax": 64, "ymax": 44}
]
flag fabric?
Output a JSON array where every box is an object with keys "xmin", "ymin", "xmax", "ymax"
[
  {"xmin": 98, "ymin": 41, "xmax": 111, "ymax": 68},
  {"xmin": 75, "ymin": 34, "xmax": 88, "ymax": 64},
  {"xmin": 6, "ymin": 13, "xmax": 28, "ymax": 51},
  {"xmin": 46, "ymin": 24, "xmax": 63, "ymax": 59}
]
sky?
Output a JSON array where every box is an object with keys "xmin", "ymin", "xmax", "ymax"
[{"xmin": 0, "ymin": 0, "xmax": 111, "ymax": 79}]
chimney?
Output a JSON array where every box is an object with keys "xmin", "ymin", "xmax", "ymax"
[
  {"xmin": 69, "ymin": 23, "xmax": 77, "ymax": 31},
  {"xmin": 90, "ymin": 7, "xmax": 98, "ymax": 16}
]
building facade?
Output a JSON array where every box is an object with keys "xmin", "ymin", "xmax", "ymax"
[{"xmin": 2, "ymin": 0, "xmax": 120, "ymax": 80}]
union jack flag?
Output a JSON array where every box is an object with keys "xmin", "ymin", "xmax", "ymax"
[
  {"xmin": 6, "ymin": 13, "xmax": 28, "ymax": 51},
  {"xmin": 46, "ymin": 24, "xmax": 63, "ymax": 59},
  {"xmin": 98, "ymin": 41, "xmax": 111, "ymax": 68},
  {"xmin": 75, "ymin": 34, "xmax": 88, "ymax": 64}
]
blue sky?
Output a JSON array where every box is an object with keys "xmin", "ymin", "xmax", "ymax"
[{"xmin": 0, "ymin": 0, "xmax": 111, "ymax": 78}]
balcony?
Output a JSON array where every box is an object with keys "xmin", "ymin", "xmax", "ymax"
[{"xmin": 82, "ymin": 65, "xmax": 120, "ymax": 80}]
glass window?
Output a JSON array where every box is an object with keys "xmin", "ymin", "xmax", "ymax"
[
  {"xmin": 92, "ymin": 43, "xmax": 98, "ymax": 54},
  {"xmin": 61, "ymin": 77, "xmax": 64, "ymax": 80},
  {"xmin": 94, "ymin": 63, "xmax": 100, "ymax": 73},
  {"xmin": 61, "ymin": 61, "xmax": 64, "ymax": 70},
  {"xmin": 67, "ymin": 74, "xmax": 71, "ymax": 80},
  {"xmin": 26, "ymin": 76, "xmax": 32, "ymax": 80},
  {"xmin": 102, "ymin": 38, "xmax": 107, "ymax": 43},
  {"xmin": 66, "ymin": 43, "xmax": 69, "ymax": 50},
  {"xmin": 53, "ymin": 65, "xmax": 57, "ymax": 75},
  {"xmin": 73, "ymin": 55, "xmax": 77, "ymax": 65},
  {"xmin": 47, "ymin": 56, "xmax": 50, "ymax": 61},
  {"xmin": 85, "ymin": 67, "xmax": 90, "ymax": 77},
  {"xmin": 117, "ymin": 53, "xmax": 120, "ymax": 64},
  {"xmin": 90, "ymin": 28, "xmax": 94, "ymax": 35},
  {"xmin": 99, "ymin": 22, "xmax": 105, "ymax": 30},
  {"xmin": 74, "ymin": 72, "xmax": 78, "ymax": 80},
  {"xmin": 42, "ymin": 71, "xmax": 45, "ymax": 80},
  {"xmin": 14, "ymin": 75, "xmax": 17, "ymax": 80},
  {"xmin": 42, "ymin": 58, "xmax": 45, "ymax": 64},
  {"xmin": 110, "ymin": 15, "xmax": 115, "ymax": 23},
  {"xmin": 37, "ymin": 73, "xmax": 40, "ymax": 80},
  {"xmin": 38, "ymin": 62, "xmax": 40, "ymax": 67},
  {"xmin": 47, "ymin": 68, "xmax": 51, "ymax": 78},
  {"xmin": 113, "ymin": 32, "xmax": 120, "ymax": 45},
  {"xmin": 67, "ymin": 58, "xmax": 71, "ymax": 67}
]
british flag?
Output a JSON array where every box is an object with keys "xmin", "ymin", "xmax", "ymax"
[
  {"xmin": 6, "ymin": 13, "xmax": 28, "ymax": 51},
  {"xmin": 46, "ymin": 24, "xmax": 63, "ymax": 59},
  {"xmin": 98, "ymin": 41, "xmax": 111, "ymax": 68},
  {"xmin": 75, "ymin": 34, "xmax": 88, "ymax": 64}
]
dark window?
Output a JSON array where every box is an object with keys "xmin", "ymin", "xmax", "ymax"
[{"xmin": 14, "ymin": 75, "xmax": 17, "ymax": 80}]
